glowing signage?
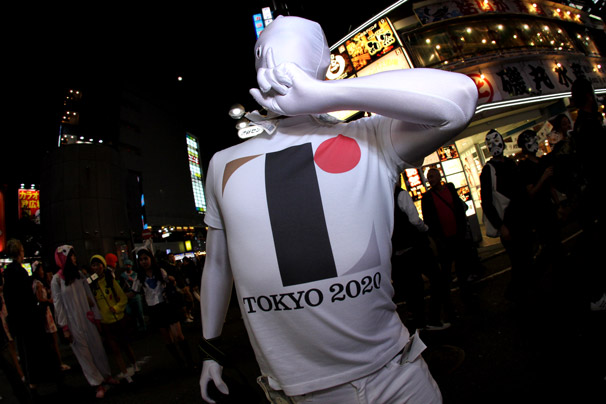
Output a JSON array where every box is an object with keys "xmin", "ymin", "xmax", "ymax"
[
  {"xmin": 18, "ymin": 188, "xmax": 40, "ymax": 223},
  {"xmin": 343, "ymin": 18, "xmax": 399, "ymax": 72},
  {"xmin": 186, "ymin": 134, "xmax": 207, "ymax": 214},
  {"xmin": 326, "ymin": 17, "xmax": 411, "ymax": 122},
  {"xmin": 253, "ymin": 7, "xmax": 274, "ymax": 39}
]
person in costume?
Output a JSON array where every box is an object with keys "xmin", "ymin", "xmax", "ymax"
[
  {"xmin": 89, "ymin": 254, "xmax": 138, "ymax": 383},
  {"xmin": 51, "ymin": 246, "xmax": 118, "ymax": 399},
  {"xmin": 480, "ymin": 130, "xmax": 533, "ymax": 303},
  {"xmin": 199, "ymin": 16, "xmax": 477, "ymax": 404},
  {"xmin": 137, "ymin": 248, "xmax": 195, "ymax": 370}
]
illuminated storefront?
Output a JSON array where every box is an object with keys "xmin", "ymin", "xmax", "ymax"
[{"xmin": 327, "ymin": 0, "xmax": 606, "ymax": 240}]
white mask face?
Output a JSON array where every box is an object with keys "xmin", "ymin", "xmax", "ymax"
[
  {"xmin": 524, "ymin": 136, "xmax": 539, "ymax": 153},
  {"xmin": 486, "ymin": 130, "xmax": 504, "ymax": 157}
]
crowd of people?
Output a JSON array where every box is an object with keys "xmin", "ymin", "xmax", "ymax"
[
  {"xmin": 0, "ymin": 241, "xmax": 205, "ymax": 402},
  {"xmin": 392, "ymin": 76, "xmax": 606, "ymax": 336}
]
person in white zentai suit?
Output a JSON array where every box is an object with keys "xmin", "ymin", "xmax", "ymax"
[{"xmin": 199, "ymin": 15, "xmax": 478, "ymax": 404}]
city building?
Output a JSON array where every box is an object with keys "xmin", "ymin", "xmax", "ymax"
[{"xmin": 40, "ymin": 76, "xmax": 208, "ymax": 266}]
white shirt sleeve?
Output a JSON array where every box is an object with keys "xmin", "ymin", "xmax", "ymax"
[{"xmin": 397, "ymin": 190, "xmax": 428, "ymax": 232}]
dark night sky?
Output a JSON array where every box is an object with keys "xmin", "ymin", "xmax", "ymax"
[{"xmin": 3, "ymin": 1, "xmax": 399, "ymax": 185}]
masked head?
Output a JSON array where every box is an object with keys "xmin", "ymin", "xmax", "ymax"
[
  {"xmin": 254, "ymin": 16, "xmax": 330, "ymax": 81},
  {"xmin": 485, "ymin": 129, "xmax": 505, "ymax": 157},
  {"xmin": 55, "ymin": 245, "xmax": 74, "ymax": 270},
  {"xmin": 517, "ymin": 130, "xmax": 539, "ymax": 154}
]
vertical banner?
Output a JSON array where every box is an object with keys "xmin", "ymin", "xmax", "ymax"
[{"xmin": 18, "ymin": 189, "xmax": 40, "ymax": 224}]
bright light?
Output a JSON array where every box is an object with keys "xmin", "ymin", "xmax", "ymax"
[
  {"xmin": 235, "ymin": 119, "xmax": 249, "ymax": 130},
  {"xmin": 229, "ymin": 104, "xmax": 246, "ymax": 119}
]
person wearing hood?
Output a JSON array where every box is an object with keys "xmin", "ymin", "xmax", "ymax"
[
  {"xmin": 51, "ymin": 246, "xmax": 119, "ymax": 399},
  {"xmin": 104, "ymin": 253, "xmax": 119, "ymax": 280},
  {"xmin": 90, "ymin": 255, "xmax": 138, "ymax": 383},
  {"xmin": 199, "ymin": 15, "xmax": 477, "ymax": 404}
]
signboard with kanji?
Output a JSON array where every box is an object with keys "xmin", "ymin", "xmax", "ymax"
[{"xmin": 18, "ymin": 189, "xmax": 40, "ymax": 223}]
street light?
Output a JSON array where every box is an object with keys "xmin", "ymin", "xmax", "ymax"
[
  {"xmin": 229, "ymin": 104, "xmax": 246, "ymax": 120},
  {"xmin": 235, "ymin": 118, "xmax": 250, "ymax": 130}
]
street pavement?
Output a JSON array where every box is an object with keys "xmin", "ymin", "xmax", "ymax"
[{"xmin": 0, "ymin": 222, "xmax": 605, "ymax": 403}]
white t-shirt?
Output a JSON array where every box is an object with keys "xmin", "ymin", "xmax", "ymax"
[
  {"xmin": 142, "ymin": 268, "xmax": 167, "ymax": 307},
  {"xmin": 205, "ymin": 114, "xmax": 410, "ymax": 395}
]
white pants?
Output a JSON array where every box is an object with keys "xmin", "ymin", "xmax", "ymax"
[{"xmin": 258, "ymin": 331, "xmax": 442, "ymax": 404}]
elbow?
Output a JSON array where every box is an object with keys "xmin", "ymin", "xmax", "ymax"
[
  {"xmin": 461, "ymin": 74, "xmax": 479, "ymax": 122},
  {"xmin": 434, "ymin": 75, "xmax": 478, "ymax": 137}
]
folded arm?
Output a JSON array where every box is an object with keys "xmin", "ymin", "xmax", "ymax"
[{"xmin": 250, "ymin": 52, "xmax": 478, "ymax": 164}]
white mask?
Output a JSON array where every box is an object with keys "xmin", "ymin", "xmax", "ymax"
[
  {"xmin": 254, "ymin": 16, "xmax": 331, "ymax": 81},
  {"xmin": 486, "ymin": 130, "xmax": 504, "ymax": 157},
  {"xmin": 524, "ymin": 136, "xmax": 539, "ymax": 153}
]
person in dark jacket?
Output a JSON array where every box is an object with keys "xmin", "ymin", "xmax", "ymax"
[
  {"xmin": 421, "ymin": 168, "xmax": 470, "ymax": 328},
  {"xmin": 392, "ymin": 186, "xmax": 446, "ymax": 331},
  {"xmin": 422, "ymin": 169, "xmax": 472, "ymax": 272},
  {"xmin": 3, "ymin": 239, "xmax": 63, "ymax": 397},
  {"xmin": 480, "ymin": 130, "xmax": 534, "ymax": 303},
  {"xmin": 0, "ymin": 272, "xmax": 33, "ymax": 403}
]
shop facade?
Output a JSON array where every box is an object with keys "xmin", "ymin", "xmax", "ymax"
[{"xmin": 326, "ymin": 0, "xmax": 606, "ymax": 242}]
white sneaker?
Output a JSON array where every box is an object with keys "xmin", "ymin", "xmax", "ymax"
[{"xmin": 590, "ymin": 293, "xmax": 606, "ymax": 311}]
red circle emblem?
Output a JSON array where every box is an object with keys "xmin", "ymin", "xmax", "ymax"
[{"xmin": 314, "ymin": 134, "xmax": 361, "ymax": 173}]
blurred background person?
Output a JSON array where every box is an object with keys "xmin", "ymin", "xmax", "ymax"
[
  {"xmin": 3, "ymin": 239, "xmax": 63, "ymax": 397},
  {"xmin": 90, "ymin": 255, "xmax": 138, "ymax": 383},
  {"xmin": 31, "ymin": 261, "xmax": 70, "ymax": 372},
  {"xmin": 137, "ymin": 248, "xmax": 196, "ymax": 371},
  {"xmin": 120, "ymin": 258, "xmax": 146, "ymax": 333}
]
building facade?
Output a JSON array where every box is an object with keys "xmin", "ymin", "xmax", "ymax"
[
  {"xmin": 326, "ymin": 0, "xmax": 606, "ymax": 240},
  {"xmin": 41, "ymin": 80, "xmax": 207, "ymax": 267}
]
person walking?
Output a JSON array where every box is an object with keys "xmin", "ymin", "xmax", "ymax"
[
  {"xmin": 89, "ymin": 255, "xmax": 138, "ymax": 383},
  {"xmin": 51, "ymin": 245, "xmax": 119, "ymax": 399}
]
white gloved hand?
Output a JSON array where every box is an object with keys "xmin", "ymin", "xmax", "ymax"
[
  {"xmin": 250, "ymin": 48, "xmax": 323, "ymax": 117},
  {"xmin": 200, "ymin": 360, "xmax": 229, "ymax": 403}
]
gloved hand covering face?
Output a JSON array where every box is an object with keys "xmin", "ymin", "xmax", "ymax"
[
  {"xmin": 254, "ymin": 16, "xmax": 330, "ymax": 82},
  {"xmin": 251, "ymin": 16, "xmax": 331, "ymax": 116}
]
